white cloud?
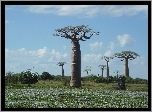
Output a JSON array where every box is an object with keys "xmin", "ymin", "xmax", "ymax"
[
  {"xmin": 5, "ymin": 48, "xmax": 9, "ymax": 57},
  {"xmin": 26, "ymin": 5, "xmax": 97, "ymax": 18},
  {"xmin": 18, "ymin": 48, "xmax": 25, "ymax": 52},
  {"xmin": 130, "ymin": 56, "xmax": 147, "ymax": 66},
  {"xmin": 5, "ymin": 47, "xmax": 69, "ymax": 73},
  {"xmin": 51, "ymin": 49, "xmax": 62, "ymax": 60},
  {"xmin": 37, "ymin": 47, "xmax": 47, "ymax": 58},
  {"xmin": 104, "ymin": 50, "xmax": 113, "ymax": 57},
  {"xmin": 82, "ymin": 54, "xmax": 102, "ymax": 63},
  {"xmin": 48, "ymin": 56, "xmax": 53, "ymax": 62},
  {"xmin": 25, "ymin": 5, "xmax": 148, "ymax": 18},
  {"xmin": 90, "ymin": 42, "xmax": 103, "ymax": 51},
  {"xmin": 101, "ymin": 5, "xmax": 148, "ymax": 17},
  {"xmin": 107, "ymin": 42, "xmax": 116, "ymax": 51},
  {"xmin": 117, "ymin": 34, "xmax": 136, "ymax": 47},
  {"xmin": 5, "ymin": 47, "xmax": 148, "ymax": 79},
  {"xmin": 104, "ymin": 42, "xmax": 116, "ymax": 57}
]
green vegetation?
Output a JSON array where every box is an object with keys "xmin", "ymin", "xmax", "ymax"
[
  {"xmin": 5, "ymin": 71, "xmax": 148, "ymax": 108},
  {"xmin": 5, "ymin": 71, "xmax": 148, "ymax": 91},
  {"xmin": 5, "ymin": 87, "xmax": 148, "ymax": 108}
]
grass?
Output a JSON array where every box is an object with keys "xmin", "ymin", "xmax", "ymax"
[{"xmin": 6, "ymin": 80, "xmax": 148, "ymax": 92}]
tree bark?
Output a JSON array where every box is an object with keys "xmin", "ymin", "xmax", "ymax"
[
  {"xmin": 70, "ymin": 41, "xmax": 81, "ymax": 87},
  {"xmin": 101, "ymin": 68, "xmax": 104, "ymax": 77},
  {"xmin": 124, "ymin": 58, "xmax": 129, "ymax": 77},
  {"xmin": 127, "ymin": 66, "xmax": 129, "ymax": 77},
  {"xmin": 62, "ymin": 66, "xmax": 64, "ymax": 77},
  {"xmin": 106, "ymin": 61, "xmax": 109, "ymax": 77}
]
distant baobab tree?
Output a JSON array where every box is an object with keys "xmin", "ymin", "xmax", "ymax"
[
  {"xmin": 98, "ymin": 65, "xmax": 106, "ymax": 77},
  {"xmin": 83, "ymin": 66, "xmax": 91, "ymax": 75},
  {"xmin": 115, "ymin": 51, "xmax": 139, "ymax": 77},
  {"xmin": 101, "ymin": 56, "xmax": 114, "ymax": 77},
  {"xmin": 57, "ymin": 62, "xmax": 66, "ymax": 77},
  {"xmin": 26, "ymin": 67, "xmax": 34, "ymax": 71},
  {"xmin": 114, "ymin": 70, "xmax": 119, "ymax": 79},
  {"xmin": 53, "ymin": 25, "xmax": 99, "ymax": 87}
]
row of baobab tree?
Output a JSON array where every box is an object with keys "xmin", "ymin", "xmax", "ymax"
[
  {"xmin": 57, "ymin": 51, "xmax": 139, "ymax": 78},
  {"xmin": 54, "ymin": 25, "xmax": 139, "ymax": 87}
]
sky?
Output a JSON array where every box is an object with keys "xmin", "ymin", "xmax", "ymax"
[{"xmin": 5, "ymin": 5, "xmax": 148, "ymax": 79}]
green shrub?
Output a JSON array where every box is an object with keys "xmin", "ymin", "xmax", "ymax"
[{"xmin": 62, "ymin": 78, "xmax": 70, "ymax": 86}]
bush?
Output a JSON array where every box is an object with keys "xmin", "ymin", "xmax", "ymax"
[
  {"xmin": 41, "ymin": 72, "xmax": 53, "ymax": 80},
  {"xmin": 20, "ymin": 69, "xmax": 38, "ymax": 84},
  {"xmin": 5, "ymin": 72, "xmax": 20, "ymax": 85}
]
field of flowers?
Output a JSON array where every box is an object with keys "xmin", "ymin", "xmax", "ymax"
[{"xmin": 5, "ymin": 87, "xmax": 148, "ymax": 108}]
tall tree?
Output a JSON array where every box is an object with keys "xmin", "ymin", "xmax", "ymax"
[
  {"xmin": 98, "ymin": 65, "xmax": 106, "ymax": 77},
  {"xmin": 115, "ymin": 51, "xmax": 139, "ymax": 77},
  {"xmin": 57, "ymin": 62, "xmax": 66, "ymax": 77},
  {"xmin": 53, "ymin": 25, "xmax": 99, "ymax": 87},
  {"xmin": 101, "ymin": 56, "xmax": 114, "ymax": 77},
  {"xmin": 83, "ymin": 66, "xmax": 91, "ymax": 75}
]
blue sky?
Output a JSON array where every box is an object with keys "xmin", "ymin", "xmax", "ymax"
[{"xmin": 5, "ymin": 5, "xmax": 148, "ymax": 79}]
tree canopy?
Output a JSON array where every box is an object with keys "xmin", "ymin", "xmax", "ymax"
[
  {"xmin": 115, "ymin": 51, "xmax": 140, "ymax": 60},
  {"xmin": 53, "ymin": 25, "xmax": 99, "ymax": 42},
  {"xmin": 57, "ymin": 62, "xmax": 66, "ymax": 66}
]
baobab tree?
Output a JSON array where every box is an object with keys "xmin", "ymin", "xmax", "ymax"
[
  {"xmin": 114, "ymin": 51, "xmax": 139, "ymax": 77},
  {"xmin": 26, "ymin": 67, "xmax": 34, "ymax": 71},
  {"xmin": 53, "ymin": 25, "xmax": 99, "ymax": 87},
  {"xmin": 98, "ymin": 65, "xmax": 106, "ymax": 77},
  {"xmin": 114, "ymin": 70, "xmax": 119, "ymax": 79},
  {"xmin": 101, "ymin": 56, "xmax": 114, "ymax": 77},
  {"xmin": 83, "ymin": 66, "xmax": 91, "ymax": 75},
  {"xmin": 57, "ymin": 62, "xmax": 66, "ymax": 77}
]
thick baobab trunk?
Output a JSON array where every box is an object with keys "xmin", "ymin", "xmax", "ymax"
[
  {"xmin": 62, "ymin": 66, "xmax": 64, "ymax": 77},
  {"xmin": 70, "ymin": 41, "xmax": 81, "ymax": 87},
  {"xmin": 106, "ymin": 61, "xmax": 109, "ymax": 77},
  {"xmin": 127, "ymin": 67, "xmax": 129, "ymax": 77},
  {"xmin": 101, "ymin": 69, "xmax": 104, "ymax": 77},
  {"xmin": 124, "ymin": 58, "xmax": 129, "ymax": 77}
]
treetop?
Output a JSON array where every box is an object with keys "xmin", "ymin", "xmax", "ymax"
[
  {"xmin": 53, "ymin": 25, "xmax": 99, "ymax": 42},
  {"xmin": 115, "ymin": 51, "xmax": 140, "ymax": 59}
]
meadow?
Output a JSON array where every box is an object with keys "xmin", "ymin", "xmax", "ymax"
[{"xmin": 5, "ymin": 80, "xmax": 148, "ymax": 108}]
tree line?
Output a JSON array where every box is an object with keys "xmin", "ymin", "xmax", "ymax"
[{"xmin": 5, "ymin": 69, "xmax": 148, "ymax": 86}]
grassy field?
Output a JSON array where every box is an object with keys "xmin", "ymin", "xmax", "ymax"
[
  {"xmin": 5, "ymin": 80, "xmax": 148, "ymax": 108},
  {"xmin": 6, "ymin": 80, "xmax": 148, "ymax": 92}
]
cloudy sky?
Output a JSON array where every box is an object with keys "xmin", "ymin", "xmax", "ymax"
[{"xmin": 5, "ymin": 5, "xmax": 148, "ymax": 79}]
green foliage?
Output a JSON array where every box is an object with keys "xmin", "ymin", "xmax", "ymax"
[
  {"xmin": 41, "ymin": 71, "xmax": 53, "ymax": 80},
  {"xmin": 53, "ymin": 75, "xmax": 63, "ymax": 81},
  {"xmin": 5, "ymin": 88, "xmax": 148, "ymax": 108},
  {"xmin": 20, "ymin": 69, "xmax": 38, "ymax": 84},
  {"xmin": 5, "ymin": 72, "xmax": 20, "ymax": 85},
  {"xmin": 125, "ymin": 76, "xmax": 147, "ymax": 84},
  {"xmin": 82, "ymin": 74, "xmax": 147, "ymax": 85},
  {"xmin": 62, "ymin": 77, "xmax": 70, "ymax": 86},
  {"xmin": 125, "ymin": 76, "xmax": 134, "ymax": 83},
  {"xmin": 5, "ymin": 71, "xmax": 148, "ymax": 88},
  {"xmin": 82, "ymin": 74, "xmax": 98, "ymax": 82}
]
